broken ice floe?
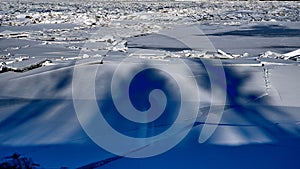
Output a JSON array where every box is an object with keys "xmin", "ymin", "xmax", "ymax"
[
  {"xmin": 0, "ymin": 30, "xmax": 29, "ymax": 39},
  {"xmin": 260, "ymin": 49, "xmax": 300, "ymax": 61},
  {"xmin": 0, "ymin": 1, "xmax": 299, "ymax": 74},
  {"xmin": 0, "ymin": 57, "xmax": 52, "ymax": 73},
  {"xmin": 128, "ymin": 49, "xmax": 250, "ymax": 61},
  {"xmin": 127, "ymin": 48, "xmax": 300, "ymax": 65}
]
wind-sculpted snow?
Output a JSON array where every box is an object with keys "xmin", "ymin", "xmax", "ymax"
[
  {"xmin": 1, "ymin": 55, "xmax": 300, "ymax": 168},
  {"xmin": 0, "ymin": 0, "xmax": 300, "ymax": 168}
]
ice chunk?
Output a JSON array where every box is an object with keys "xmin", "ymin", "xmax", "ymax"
[{"xmin": 217, "ymin": 49, "xmax": 235, "ymax": 59}]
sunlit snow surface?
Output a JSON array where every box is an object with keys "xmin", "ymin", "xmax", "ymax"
[{"xmin": 0, "ymin": 0, "xmax": 300, "ymax": 168}]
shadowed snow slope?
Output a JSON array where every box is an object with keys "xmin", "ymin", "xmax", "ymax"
[
  {"xmin": 1, "ymin": 56, "xmax": 300, "ymax": 168},
  {"xmin": 0, "ymin": 1, "xmax": 300, "ymax": 167}
]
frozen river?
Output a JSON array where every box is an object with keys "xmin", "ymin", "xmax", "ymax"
[{"xmin": 0, "ymin": 0, "xmax": 300, "ymax": 168}]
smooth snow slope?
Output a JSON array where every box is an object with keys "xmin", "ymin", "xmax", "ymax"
[{"xmin": 0, "ymin": 0, "xmax": 300, "ymax": 168}]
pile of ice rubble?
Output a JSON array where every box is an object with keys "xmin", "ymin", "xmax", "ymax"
[
  {"xmin": 0, "ymin": 0, "xmax": 299, "ymax": 27},
  {"xmin": 129, "ymin": 48, "xmax": 300, "ymax": 61},
  {"xmin": 1, "ymin": 48, "xmax": 300, "ymax": 73}
]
